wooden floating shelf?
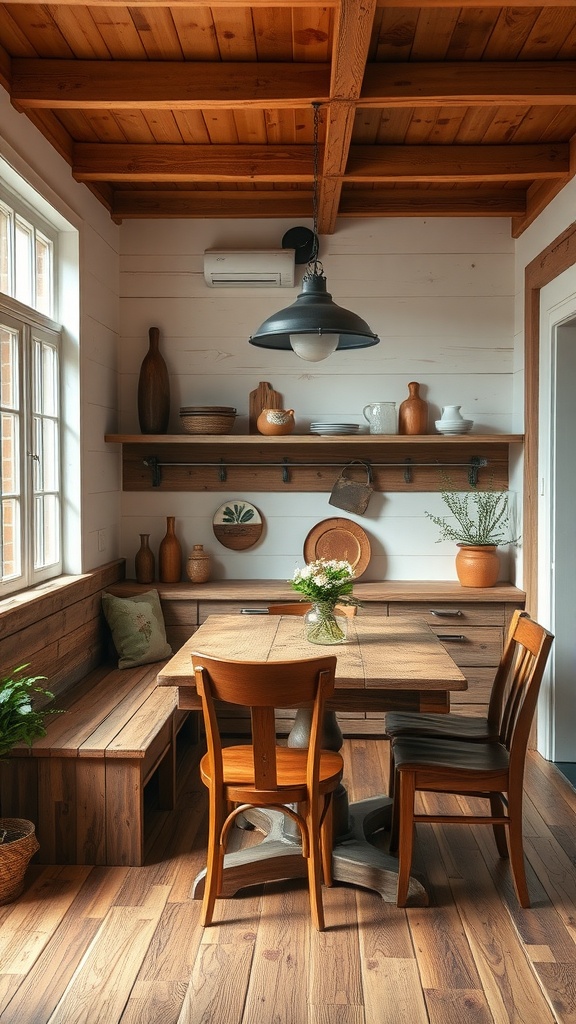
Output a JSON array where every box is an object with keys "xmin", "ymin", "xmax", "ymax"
[{"xmin": 104, "ymin": 434, "xmax": 524, "ymax": 493}]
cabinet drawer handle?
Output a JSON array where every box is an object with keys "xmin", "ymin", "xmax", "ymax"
[
  {"xmin": 430, "ymin": 609, "xmax": 463, "ymax": 617},
  {"xmin": 436, "ymin": 634, "xmax": 466, "ymax": 642},
  {"xmin": 240, "ymin": 608, "xmax": 269, "ymax": 614}
]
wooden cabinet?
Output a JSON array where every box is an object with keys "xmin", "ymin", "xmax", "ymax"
[{"xmin": 388, "ymin": 598, "xmax": 522, "ymax": 720}]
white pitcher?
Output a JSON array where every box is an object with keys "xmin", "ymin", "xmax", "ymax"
[{"xmin": 363, "ymin": 402, "xmax": 397, "ymax": 434}]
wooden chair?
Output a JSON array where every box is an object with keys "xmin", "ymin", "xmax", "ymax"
[
  {"xmin": 389, "ymin": 612, "xmax": 553, "ymax": 908},
  {"xmin": 193, "ymin": 652, "xmax": 344, "ymax": 931},
  {"xmin": 384, "ymin": 608, "xmax": 525, "ymax": 795},
  {"xmin": 267, "ymin": 602, "xmax": 357, "ymax": 617}
]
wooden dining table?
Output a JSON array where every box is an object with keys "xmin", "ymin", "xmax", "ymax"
[{"xmin": 158, "ymin": 613, "xmax": 467, "ymax": 906}]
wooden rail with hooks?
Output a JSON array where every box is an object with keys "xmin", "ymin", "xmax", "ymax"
[{"xmin": 105, "ymin": 434, "xmax": 523, "ymax": 493}]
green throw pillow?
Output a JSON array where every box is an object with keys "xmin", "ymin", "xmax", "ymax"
[{"xmin": 102, "ymin": 590, "xmax": 172, "ymax": 669}]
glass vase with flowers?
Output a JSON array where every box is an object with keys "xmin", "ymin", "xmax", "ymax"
[{"xmin": 289, "ymin": 558, "xmax": 358, "ymax": 644}]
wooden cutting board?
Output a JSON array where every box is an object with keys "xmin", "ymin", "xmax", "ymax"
[{"xmin": 249, "ymin": 381, "xmax": 282, "ymax": 433}]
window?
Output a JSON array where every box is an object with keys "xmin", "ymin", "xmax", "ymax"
[{"xmin": 1, "ymin": 190, "xmax": 62, "ymax": 594}]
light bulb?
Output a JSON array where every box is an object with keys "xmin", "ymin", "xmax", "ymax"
[{"xmin": 289, "ymin": 332, "xmax": 339, "ymax": 362}]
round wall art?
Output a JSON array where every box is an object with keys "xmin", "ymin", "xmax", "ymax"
[{"xmin": 212, "ymin": 499, "xmax": 263, "ymax": 551}]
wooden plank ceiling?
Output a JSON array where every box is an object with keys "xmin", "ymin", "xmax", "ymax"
[{"xmin": 1, "ymin": 0, "xmax": 576, "ymax": 235}]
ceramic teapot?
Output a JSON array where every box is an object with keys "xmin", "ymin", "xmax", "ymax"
[
  {"xmin": 257, "ymin": 408, "xmax": 295, "ymax": 436},
  {"xmin": 362, "ymin": 402, "xmax": 397, "ymax": 434}
]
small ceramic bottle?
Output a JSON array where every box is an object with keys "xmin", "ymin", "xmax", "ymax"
[
  {"xmin": 398, "ymin": 381, "xmax": 428, "ymax": 435},
  {"xmin": 135, "ymin": 534, "xmax": 155, "ymax": 584},
  {"xmin": 186, "ymin": 544, "xmax": 211, "ymax": 584},
  {"xmin": 159, "ymin": 516, "xmax": 182, "ymax": 583}
]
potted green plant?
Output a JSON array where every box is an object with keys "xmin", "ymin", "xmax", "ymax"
[
  {"xmin": 0, "ymin": 665, "xmax": 59, "ymax": 904},
  {"xmin": 425, "ymin": 481, "xmax": 519, "ymax": 587}
]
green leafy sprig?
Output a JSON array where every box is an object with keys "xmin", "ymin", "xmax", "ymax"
[
  {"xmin": 425, "ymin": 477, "xmax": 518, "ymax": 547},
  {"xmin": 0, "ymin": 665, "xmax": 61, "ymax": 757},
  {"xmin": 221, "ymin": 503, "xmax": 255, "ymax": 524}
]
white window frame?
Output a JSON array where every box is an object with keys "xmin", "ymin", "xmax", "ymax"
[{"xmin": 1, "ymin": 179, "xmax": 64, "ymax": 595}]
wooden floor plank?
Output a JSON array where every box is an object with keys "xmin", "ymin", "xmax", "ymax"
[{"xmin": 1, "ymin": 742, "xmax": 575, "ymax": 1024}]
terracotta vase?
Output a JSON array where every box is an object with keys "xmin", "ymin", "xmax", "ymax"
[
  {"xmin": 398, "ymin": 381, "xmax": 428, "ymax": 435},
  {"xmin": 135, "ymin": 533, "xmax": 155, "ymax": 584},
  {"xmin": 159, "ymin": 516, "xmax": 182, "ymax": 583},
  {"xmin": 186, "ymin": 544, "xmax": 211, "ymax": 583},
  {"xmin": 455, "ymin": 544, "xmax": 500, "ymax": 587},
  {"xmin": 137, "ymin": 326, "xmax": 170, "ymax": 434}
]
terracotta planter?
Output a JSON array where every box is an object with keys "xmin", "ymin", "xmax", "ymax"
[{"xmin": 455, "ymin": 544, "xmax": 500, "ymax": 588}]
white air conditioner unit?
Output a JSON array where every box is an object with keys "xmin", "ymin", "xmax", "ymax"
[{"xmin": 203, "ymin": 249, "xmax": 295, "ymax": 288}]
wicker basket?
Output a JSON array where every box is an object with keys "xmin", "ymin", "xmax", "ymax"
[
  {"xmin": 0, "ymin": 818, "xmax": 40, "ymax": 905},
  {"xmin": 180, "ymin": 413, "xmax": 236, "ymax": 435}
]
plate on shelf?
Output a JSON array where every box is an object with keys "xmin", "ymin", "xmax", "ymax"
[
  {"xmin": 213, "ymin": 499, "xmax": 263, "ymax": 550},
  {"xmin": 303, "ymin": 517, "xmax": 371, "ymax": 578}
]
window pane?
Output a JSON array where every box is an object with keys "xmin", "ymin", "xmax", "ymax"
[
  {"xmin": 1, "ymin": 326, "xmax": 19, "ymax": 408},
  {"xmin": 42, "ymin": 340, "xmax": 58, "ymax": 417},
  {"xmin": 35, "ymin": 233, "xmax": 52, "ymax": 316},
  {"xmin": 1, "ymin": 411, "xmax": 19, "ymax": 494},
  {"xmin": 35, "ymin": 493, "xmax": 59, "ymax": 568},
  {"xmin": 15, "ymin": 216, "xmax": 33, "ymax": 306},
  {"xmin": 0, "ymin": 204, "xmax": 11, "ymax": 295},
  {"xmin": 1, "ymin": 497, "xmax": 21, "ymax": 579}
]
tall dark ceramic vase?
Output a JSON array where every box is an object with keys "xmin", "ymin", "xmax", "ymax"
[
  {"xmin": 135, "ymin": 533, "xmax": 155, "ymax": 584},
  {"xmin": 138, "ymin": 326, "xmax": 170, "ymax": 434},
  {"xmin": 159, "ymin": 516, "xmax": 182, "ymax": 583}
]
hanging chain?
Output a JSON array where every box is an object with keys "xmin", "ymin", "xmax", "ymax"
[{"xmin": 308, "ymin": 102, "xmax": 322, "ymax": 275}]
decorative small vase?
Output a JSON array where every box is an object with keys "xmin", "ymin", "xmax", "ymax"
[
  {"xmin": 159, "ymin": 516, "xmax": 182, "ymax": 583},
  {"xmin": 186, "ymin": 544, "xmax": 211, "ymax": 583},
  {"xmin": 137, "ymin": 326, "xmax": 170, "ymax": 434},
  {"xmin": 135, "ymin": 533, "xmax": 155, "ymax": 584},
  {"xmin": 304, "ymin": 602, "xmax": 348, "ymax": 645},
  {"xmin": 256, "ymin": 408, "xmax": 295, "ymax": 436},
  {"xmin": 455, "ymin": 544, "xmax": 500, "ymax": 587},
  {"xmin": 398, "ymin": 381, "xmax": 428, "ymax": 435}
]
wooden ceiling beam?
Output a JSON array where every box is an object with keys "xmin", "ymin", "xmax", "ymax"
[
  {"xmin": 3, "ymin": 0, "xmax": 573, "ymax": 6},
  {"xmin": 111, "ymin": 189, "xmax": 313, "ymax": 221},
  {"xmin": 11, "ymin": 60, "xmax": 331, "ymax": 109},
  {"xmin": 340, "ymin": 188, "xmax": 527, "ymax": 216},
  {"xmin": 72, "ymin": 143, "xmax": 314, "ymax": 182},
  {"xmin": 317, "ymin": 0, "xmax": 378, "ymax": 234},
  {"xmin": 346, "ymin": 144, "xmax": 569, "ymax": 182},
  {"xmin": 360, "ymin": 62, "xmax": 576, "ymax": 107}
]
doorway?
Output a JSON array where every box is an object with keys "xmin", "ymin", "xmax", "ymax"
[{"xmin": 537, "ymin": 276, "xmax": 576, "ymax": 778}]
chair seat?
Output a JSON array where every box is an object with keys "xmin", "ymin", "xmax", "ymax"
[
  {"xmin": 200, "ymin": 746, "xmax": 344, "ymax": 794},
  {"xmin": 392, "ymin": 735, "xmax": 510, "ymax": 775},
  {"xmin": 385, "ymin": 711, "xmax": 498, "ymax": 742}
]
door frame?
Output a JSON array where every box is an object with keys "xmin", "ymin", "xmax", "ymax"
[{"xmin": 523, "ymin": 221, "xmax": 576, "ymax": 613}]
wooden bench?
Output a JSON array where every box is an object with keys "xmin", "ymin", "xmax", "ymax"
[{"xmin": 0, "ymin": 560, "xmax": 192, "ymax": 866}]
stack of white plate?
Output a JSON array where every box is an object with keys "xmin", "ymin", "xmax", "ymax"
[{"xmin": 310, "ymin": 422, "xmax": 361, "ymax": 436}]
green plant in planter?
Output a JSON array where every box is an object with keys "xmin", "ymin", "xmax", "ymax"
[
  {"xmin": 0, "ymin": 665, "xmax": 59, "ymax": 758},
  {"xmin": 425, "ymin": 480, "xmax": 519, "ymax": 547}
]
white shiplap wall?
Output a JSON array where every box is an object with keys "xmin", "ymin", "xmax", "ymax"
[{"xmin": 116, "ymin": 217, "xmax": 516, "ymax": 582}]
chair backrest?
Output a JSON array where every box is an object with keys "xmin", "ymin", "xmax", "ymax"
[
  {"xmin": 192, "ymin": 653, "xmax": 337, "ymax": 791},
  {"xmin": 267, "ymin": 602, "xmax": 357, "ymax": 618},
  {"xmin": 494, "ymin": 612, "xmax": 554, "ymax": 773}
]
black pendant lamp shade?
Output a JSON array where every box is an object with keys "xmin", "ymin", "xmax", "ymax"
[
  {"xmin": 248, "ymin": 102, "xmax": 380, "ymax": 362},
  {"xmin": 249, "ymin": 270, "xmax": 380, "ymax": 354}
]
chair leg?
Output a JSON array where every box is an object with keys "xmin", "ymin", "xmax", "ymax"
[
  {"xmin": 320, "ymin": 796, "xmax": 334, "ymax": 887},
  {"xmin": 389, "ymin": 767, "xmax": 400, "ymax": 854},
  {"xmin": 396, "ymin": 769, "xmax": 416, "ymax": 908},
  {"xmin": 489, "ymin": 793, "xmax": 509, "ymax": 858},
  {"xmin": 507, "ymin": 804, "xmax": 530, "ymax": 908},
  {"xmin": 387, "ymin": 739, "xmax": 395, "ymax": 798},
  {"xmin": 305, "ymin": 804, "xmax": 326, "ymax": 931},
  {"xmin": 201, "ymin": 790, "xmax": 225, "ymax": 926}
]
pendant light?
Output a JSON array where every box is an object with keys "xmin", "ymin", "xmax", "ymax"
[{"xmin": 249, "ymin": 104, "xmax": 380, "ymax": 362}]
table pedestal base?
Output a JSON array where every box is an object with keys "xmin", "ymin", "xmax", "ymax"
[{"xmin": 191, "ymin": 795, "xmax": 428, "ymax": 907}]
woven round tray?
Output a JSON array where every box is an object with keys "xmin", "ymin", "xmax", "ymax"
[
  {"xmin": 180, "ymin": 413, "xmax": 236, "ymax": 434},
  {"xmin": 0, "ymin": 818, "xmax": 40, "ymax": 905}
]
